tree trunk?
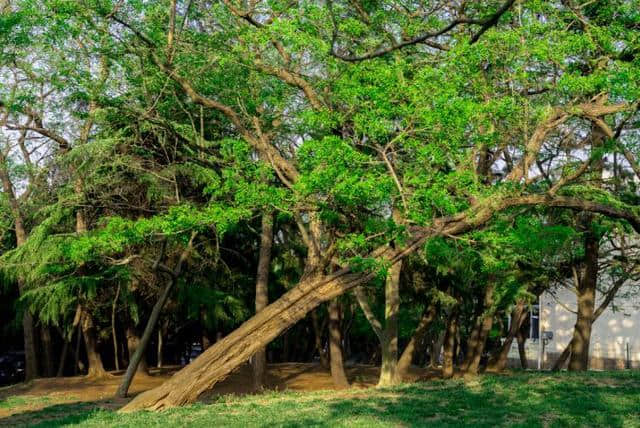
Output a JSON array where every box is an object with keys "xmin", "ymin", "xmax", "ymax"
[
  {"xmin": 464, "ymin": 283, "xmax": 495, "ymax": 375},
  {"xmin": 40, "ymin": 326, "xmax": 55, "ymax": 377},
  {"xmin": 378, "ymin": 259, "xmax": 402, "ymax": 387},
  {"xmin": 74, "ymin": 320, "xmax": 82, "ymax": 375},
  {"xmin": 253, "ymin": 212, "xmax": 273, "ymax": 390},
  {"xmin": 568, "ymin": 229, "xmax": 598, "ymax": 371},
  {"xmin": 442, "ymin": 308, "xmax": 459, "ymax": 379},
  {"xmin": 397, "ymin": 302, "xmax": 437, "ymax": 379},
  {"xmin": 126, "ymin": 327, "xmax": 149, "ymax": 376},
  {"xmin": 488, "ymin": 300, "xmax": 526, "ymax": 371},
  {"xmin": 121, "ymin": 268, "xmax": 377, "ymax": 412},
  {"xmin": 157, "ymin": 328, "xmax": 164, "ymax": 369},
  {"xmin": 429, "ymin": 331, "xmax": 445, "ymax": 368},
  {"xmin": 22, "ymin": 312, "xmax": 39, "ymax": 381},
  {"xmin": 81, "ymin": 308, "xmax": 107, "ymax": 378},
  {"xmin": 311, "ymin": 309, "xmax": 328, "ymax": 368},
  {"xmin": 116, "ymin": 233, "xmax": 194, "ymax": 398},
  {"xmin": 516, "ymin": 330, "xmax": 527, "ymax": 369},
  {"xmin": 0, "ymin": 161, "xmax": 38, "ymax": 381},
  {"xmin": 57, "ymin": 338, "xmax": 69, "ymax": 377},
  {"xmin": 552, "ymin": 340, "xmax": 572, "ymax": 371},
  {"xmin": 328, "ymin": 299, "xmax": 349, "ymax": 388},
  {"xmin": 112, "ymin": 284, "xmax": 121, "ymax": 371}
]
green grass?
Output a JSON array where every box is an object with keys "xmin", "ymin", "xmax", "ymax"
[{"xmin": 2, "ymin": 371, "xmax": 640, "ymax": 427}]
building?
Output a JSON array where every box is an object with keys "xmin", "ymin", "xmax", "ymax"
[{"xmin": 507, "ymin": 284, "xmax": 640, "ymax": 370}]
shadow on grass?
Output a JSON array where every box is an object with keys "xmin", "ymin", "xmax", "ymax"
[{"xmin": 1, "ymin": 371, "xmax": 638, "ymax": 427}]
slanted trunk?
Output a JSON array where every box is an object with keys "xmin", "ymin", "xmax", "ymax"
[
  {"xmin": 378, "ymin": 259, "xmax": 401, "ymax": 387},
  {"xmin": 311, "ymin": 309, "xmax": 328, "ymax": 368},
  {"xmin": 40, "ymin": 326, "xmax": 55, "ymax": 377},
  {"xmin": 488, "ymin": 301, "xmax": 526, "ymax": 371},
  {"xmin": 328, "ymin": 299, "xmax": 349, "ymax": 388},
  {"xmin": 442, "ymin": 309, "xmax": 459, "ymax": 379},
  {"xmin": 81, "ymin": 308, "xmax": 107, "ymax": 378},
  {"xmin": 121, "ymin": 267, "xmax": 376, "ymax": 412},
  {"xmin": 397, "ymin": 302, "xmax": 437, "ymax": 379},
  {"xmin": 552, "ymin": 340, "xmax": 572, "ymax": 371},
  {"xmin": 253, "ymin": 212, "xmax": 273, "ymax": 390},
  {"xmin": 568, "ymin": 230, "xmax": 598, "ymax": 371},
  {"xmin": 116, "ymin": 233, "xmax": 195, "ymax": 398}
]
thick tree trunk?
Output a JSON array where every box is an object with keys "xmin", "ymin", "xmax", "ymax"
[
  {"xmin": 442, "ymin": 309, "xmax": 459, "ymax": 379},
  {"xmin": 253, "ymin": 212, "xmax": 273, "ymax": 390},
  {"xmin": 488, "ymin": 301, "xmax": 526, "ymax": 371},
  {"xmin": 81, "ymin": 308, "xmax": 108, "ymax": 378},
  {"xmin": 568, "ymin": 230, "xmax": 598, "ymax": 371},
  {"xmin": 40, "ymin": 326, "xmax": 55, "ymax": 377},
  {"xmin": 397, "ymin": 302, "xmax": 437, "ymax": 379},
  {"xmin": 311, "ymin": 309, "xmax": 328, "ymax": 368},
  {"xmin": 328, "ymin": 299, "xmax": 349, "ymax": 388},
  {"xmin": 378, "ymin": 260, "xmax": 401, "ymax": 387},
  {"xmin": 126, "ymin": 327, "xmax": 149, "ymax": 375},
  {"xmin": 121, "ymin": 268, "xmax": 375, "ymax": 412}
]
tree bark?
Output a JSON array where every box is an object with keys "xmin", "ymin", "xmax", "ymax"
[
  {"xmin": 126, "ymin": 327, "xmax": 149, "ymax": 376},
  {"xmin": 116, "ymin": 233, "xmax": 195, "ymax": 398},
  {"xmin": 311, "ymin": 309, "xmax": 328, "ymax": 368},
  {"xmin": 40, "ymin": 326, "xmax": 55, "ymax": 377},
  {"xmin": 442, "ymin": 308, "xmax": 459, "ymax": 379},
  {"xmin": 81, "ymin": 307, "xmax": 108, "ymax": 378},
  {"xmin": 568, "ymin": 229, "xmax": 598, "ymax": 371},
  {"xmin": 516, "ymin": 330, "xmax": 527, "ymax": 369},
  {"xmin": 488, "ymin": 300, "xmax": 526, "ymax": 371},
  {"xmin": 429, "ymin": 331, "xmax": 445, "ymax": 368},
  {"xmin": 121, "ymin": 268, "xmax": 377, "ymax": 412},
  {"xmin": 112, "ymin": 284, "xmax": 121, "ymax": 371},
  {"xmin": 397, "ymin": 302, "xmax": 437, "ymax": 379},
  {"xmin": 378, "ymin": 259, "xmax": 401, "ymax": 386},
  {"xmin": 328, "ymin": 299, "xmax": 349, "ymax": 388},
  {"xmin": 464, "ymin": 283, "xmax": 495, "ymax": 375},
  {"xmin": 0, "ymin": 160, "xmax": 38, "ymax": 381},
  {"xmin": 157, "ymin": 327, "xmax": 164, "ymax": 369},
  {"xmin": 253, "ymin": 212, "xmax": 273, "ymax": 390}
]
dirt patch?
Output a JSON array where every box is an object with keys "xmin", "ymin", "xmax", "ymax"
[{"xmin": 0, "ymin": 363, "xmax": 439, "ymax": 418}]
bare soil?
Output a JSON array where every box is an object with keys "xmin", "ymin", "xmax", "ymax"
[{"xmin": 0, "ymin": 363, "xmax": 439, "ymax": 418}]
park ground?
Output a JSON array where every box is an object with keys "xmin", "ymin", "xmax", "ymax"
[{"xmin": 0, "ymin": 364, "xmax": 639, "ymax": 427}]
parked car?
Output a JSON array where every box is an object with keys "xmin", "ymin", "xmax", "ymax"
[{"xmin": 0, "ymin": 352, "xmax": 25, "ymax": 385}]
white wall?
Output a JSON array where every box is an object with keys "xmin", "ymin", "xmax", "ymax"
[{"xmin": 541, "ymin": 284, "xmax": 640, "ymax": 368}]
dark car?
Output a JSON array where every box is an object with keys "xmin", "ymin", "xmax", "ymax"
[{"xmin": 0, "ymin": 352, "xmax": 25, "ymax": 385}]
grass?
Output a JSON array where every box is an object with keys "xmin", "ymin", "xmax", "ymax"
[{"xmin": 1, "ymin": 371, "xmax": 639, "ymax": 427}]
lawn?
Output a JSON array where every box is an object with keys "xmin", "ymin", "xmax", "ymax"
[{"xmin": 1, "ymin": 371, "xmax": 639, "ymax": 427}]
